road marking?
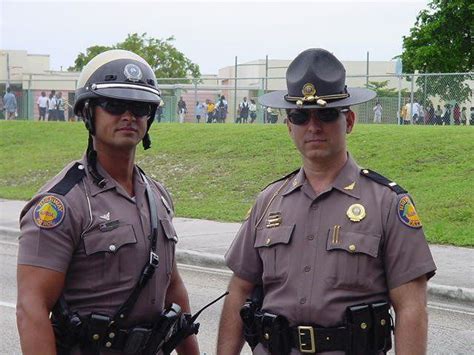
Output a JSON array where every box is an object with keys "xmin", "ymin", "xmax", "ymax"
[
  {"xmin": 428, "ymin": 302, "xmax": 474, "ymax": 316},
  {"xmin": 177, "ymin": 263, "xmax": 232, "ymax": 276},
  {"xmin": 0, "ymin": 240, "xmax": 19, "ymax": 247},
  {"xmin": 0, "ymin": 301, "xmax": 16, "ymax": 309}
]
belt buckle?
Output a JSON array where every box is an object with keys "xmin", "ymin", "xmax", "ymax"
[{"xmin": 298, "ymin": 326, "xmax": 316, "ymax": 353}]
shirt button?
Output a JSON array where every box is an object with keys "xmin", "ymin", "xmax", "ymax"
[
  {"xmin": 349, "ymin": 244, "xmax": 356, "ymax": 253},
  {"xmin": 109, "ymin": 244, "xmax": 117, "ymax": 252},
  {"xmin": 311, "ymin": 204, "xmax": 318, "ymax": 210},
  {"xmin": 307, "ymin": 235, "xmax": 315, "ymax": 241},
  {"xmin": 300, "ymin": 297, "xmax": 307, "ymax": 304},
  {"xmin": 304, "ymin": 266, "xmax": 311, "ymax": 272}
]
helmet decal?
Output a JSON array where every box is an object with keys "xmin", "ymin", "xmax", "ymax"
[{"xmin": 123, "ymin": 63, "xmax": 143, "ymax": 82}]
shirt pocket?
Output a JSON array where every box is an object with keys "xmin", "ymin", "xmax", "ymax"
[
  {"xmin": 159, "ymin": 217, "xmax": 178, "ymax": 276},
  {"xmin": 82, "ymin": 224, "xmax": 138, "ymax": 291},
  {"xmin": 325, "ymin": 227, "xmax": 382, "ymax": 291},
  {"xmin": 254, "ymin": 225, "xmax": 295, "ymax": 283}
]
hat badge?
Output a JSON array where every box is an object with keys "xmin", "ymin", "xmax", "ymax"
[{"xmin": 124, "ymin": 63, "xmax": 143, "ymax": 82}]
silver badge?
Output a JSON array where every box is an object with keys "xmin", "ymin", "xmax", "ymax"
[{"xmin": 124, "ymin": 63, "xmax": 142, "ymax": 82}]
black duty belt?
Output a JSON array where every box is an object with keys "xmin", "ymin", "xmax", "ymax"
[
  {"xmin": 252, "ymin": 301, "xmax": 393, "ymax": 355},
  {"xmin": 291, "ymin": 325, "xmax": 348, "ymax": 353}
]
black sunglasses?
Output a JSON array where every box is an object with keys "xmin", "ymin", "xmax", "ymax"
[
  {"xmin": 288, "ymin": 108, "xmax": 349, "ymax": 125},
  {"xmin": 95, "ymin": 98, "xmax": 153, "ymax": 118}
]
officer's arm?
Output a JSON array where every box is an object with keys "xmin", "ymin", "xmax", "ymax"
[
  {"xmin": 165, "ymin": 260, "xmax": 199, "ymax": 355},
  {"xmin": 389, "ymin": 275, "xmax": 428, "ymax": 355},
  {"xmin": 17, "ymin": 265, "xmax": 65, "ymax": 355},
  {"xmin": 216, "ymin": 274, "xmax": 255, "ymax": 355}
]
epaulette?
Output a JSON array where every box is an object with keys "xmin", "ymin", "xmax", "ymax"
[
  {"xmin": 360, "ymin": 168, "xmax": 407, "ymax": 195},
  {"xmin": 48, "ymin": 162, "xmax": 86, "ymax": 196},
  {"xmin": 262, "ymin": 168, "xmax": 300, "ymax": 191}
]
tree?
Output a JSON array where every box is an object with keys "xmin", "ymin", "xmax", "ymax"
[
  {"xmin": 400, "ymin": 0, "xmax": 473, "ymax": 103},
  {"xmin": 69, "ymin": 33, "xmax": 200, "ymax": 81},
  {"xmin": 366, "ymin": 80, "xmax": 408, "ymax": 97}
]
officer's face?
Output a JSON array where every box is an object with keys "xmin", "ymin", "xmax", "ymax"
[
  {"xmin": 287, "ymin": 108, "xmax": 355, "ymax": 163},
  {"xmin": 93, "ymin": 101, "xmax": 148, "ymax": 151}
]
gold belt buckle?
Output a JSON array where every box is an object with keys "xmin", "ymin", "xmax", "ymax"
[{"xmin": 298, "ymin": 326, "xmax": 316, "ymax": 353}]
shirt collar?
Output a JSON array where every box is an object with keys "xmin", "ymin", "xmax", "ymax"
[
  {"xmin": 281, "ymin": 154, "xmax": 361, "ymax": 199},
  {"xmin": 331, "ymin": 154, "xmax": 361, "ymax": 199},
  {"xmin": 82, "ymin": 154, "xmax": 145, "ymax": 200}
]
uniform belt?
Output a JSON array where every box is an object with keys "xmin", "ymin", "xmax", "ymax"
[{"xmin": 290, "ymin": 325, "xmax": 349, "ymax": 353}]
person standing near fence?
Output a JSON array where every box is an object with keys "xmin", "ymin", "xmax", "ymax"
[
  {"xmin": 249, "ymin": 99, "xmax": 257, "ymax": 123},
  {"xmin": 238, "ymin": 97, "xmax": 250, "ymax": 124},
  {"xmin": 177, "ymin": 96, "xmax": 187, "ymax": 123},
  {"xmin": 217, "ymin": 48, "xmax": 436, "ymax": 355},
  {"xmin": 47, "ymin": 90, "xmax": 57, "ymax": 121},
  {"xmin": 37, "ymin": 91, "xmax": 48, "ymax": 121},
  {"xmin": 373, "ymin": 100, "xmax": 382, "ymax": 123},
  {"xmin": 56, "ymin": 92, "xmax": 65, "ymax": 121},
  {"xmin": 3, "ymin": 87, "xmax": 17, "ymax": 120}
]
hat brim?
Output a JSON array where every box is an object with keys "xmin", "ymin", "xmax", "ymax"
[
  {"xmin": 258, "ymin": 87, "xmax": 376, "ymax": 109},
  {"xmin": 94, "ymin": 87, "xmax": 161, "ymax": 104}
]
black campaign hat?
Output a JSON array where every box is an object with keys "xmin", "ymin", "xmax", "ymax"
[{"xmin": 259, "ymin": 48, "xmax": 376, "ymax": 109}]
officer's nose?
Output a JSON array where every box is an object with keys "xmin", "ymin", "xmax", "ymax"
[{"xmin": 307, "ymin": 111, "xmax": 324, "ymax": 131}]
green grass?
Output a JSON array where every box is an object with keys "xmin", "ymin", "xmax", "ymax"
[{"xmin": 1, "ymin": 121, "xmax": 473, "ymax": 246}]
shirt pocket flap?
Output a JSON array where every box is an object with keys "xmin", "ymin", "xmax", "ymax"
[
  {"xmin": 254, "ymin": 225, "xmax": 295, "ymax": 248},
  {"xmin": 83, "ymin": 225, "xmax": 137, "ymax": 255},
  {"xmin": 160, "ymin": 218, "xmax": 178, "ymax": 242},
  {"xmin": 326, "ymin": 228, "xmax": 381, "ymax": 258}
]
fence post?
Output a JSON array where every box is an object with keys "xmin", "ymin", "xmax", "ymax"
[
  {"xmin": 234, "ymin": 56, "xmax": 238, "ymax": 123},
  {"xmin": 410, "ymin": 74, "xmax": 415, "ymax": 124},
  {"xmin": 397, "ymin": 75, "xmax": 402, "ymax": 125}
]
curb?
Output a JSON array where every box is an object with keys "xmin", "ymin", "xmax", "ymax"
[{"xmin": 2, "ymin": 226, "xmax": 472, "ymax": 303}]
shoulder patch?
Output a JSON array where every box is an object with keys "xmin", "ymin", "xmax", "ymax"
[
  {"xmin": 48, "ymin": 162, "xmax": 86, "ymax": 196},
  {"xmin": 398, "ymin": 195, "xmax": 422, "ymax": 228},
  {"xmin": 33, "ymin": 195, "xmax": 65, "ymax": 229},
  {"xmin": 262, "ymin": 168, "xmax": 300, "ymax": 191},
  {"xmin": 360, "ymin": 168, "xmax": 407, "ymax": 194}
]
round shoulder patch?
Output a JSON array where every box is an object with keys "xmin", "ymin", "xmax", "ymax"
[
  {"xmin": 33, "ymin": 195, "xmax": 66, "ymax": 229},
  {"xmin": 398, "ymin": 195, "xmax": 422, "ymax": 229}
]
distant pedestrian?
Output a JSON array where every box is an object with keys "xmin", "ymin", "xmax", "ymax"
[
  {"xmin": 3, "ymin": 87, "xmax": 17, "ymax": 120},
  {"xmin": 238, "ymin": 97, "xmax": 250, "ymax": 123},
  {"xmin": 249, "ymin": 99, "xmax": 257, "ymax": 123},
  {"xmin": 442, "ymin": 104, "xmax": 451, "ymax": 125},
  {"xmin": 207, "ymin": 100, "xmax": 216, "ymax": 123},
  {"xmin": 177, "ymin": 96, "xmax": 187, "ymax": 123},
  {"xmin": 56, "ymin": 92, "xmax": 65, "ymax": 121},
  {"xmin": 453, "ymin": 103, "xmax": 461, "ymax": 125},
  {"xmin": 216, "ymin": 95, "xmax": 228, "ymax": 123},
  {"xmin": 47, "ymin": 90, "xmax": 57, "ymax": 121},
  {"xmin": 195, "ymin": 101, "xmax": 204, "ymax": 123},
  {"xmin": 156, "ymin": 99, "xmax": 164, "ymax": 123},
  {"xmin": 461, "ymin": 107, "xmax": 467, "ymax": 125},
  {"xmin": 37, "ymin": 91, "xmax": 48, "ymax": 121},
  {"xmin": 373, "ymin": 101, "xmax": 382, "ymax": 123},
  {"xmin": 434, "ymin": 105, "xmax": 442, "ymax": 125}
]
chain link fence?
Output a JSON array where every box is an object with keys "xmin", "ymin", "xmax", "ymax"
[{"xmin": 1, "ymin": 73, "xmax": 472, "ymax": 125}]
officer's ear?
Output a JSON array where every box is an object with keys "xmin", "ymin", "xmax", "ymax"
[{"xmin": 345, "ymin": 109, "xmax": 355, "ymax": 134}]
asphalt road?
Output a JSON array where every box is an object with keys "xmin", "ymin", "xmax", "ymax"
[{"xmin": 1, "ymin": 238, "xmax": 473, "ymax": 354}]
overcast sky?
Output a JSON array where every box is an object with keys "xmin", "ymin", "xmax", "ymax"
[{"xmin": 2, "ymin": 0, "xmax": 429, "ymax": 74}]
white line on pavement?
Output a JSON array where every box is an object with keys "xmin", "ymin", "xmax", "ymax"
[
  {"xmin": 177, "ymin": 263, "xmax": 232, "ymax": 276},
  {"xmin": 0, "ymin": 301, "xmax": 16, "ymax": 309},
  {"xmin": 428, "ymin": 302, "xmax": 474, "ymax": 316}
]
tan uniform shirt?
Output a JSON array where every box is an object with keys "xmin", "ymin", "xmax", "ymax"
[
  {"xmin": 18, "ymin": 156, "xmax": 177, "ymax": 343},
  {"xmin": 226, "ymin": 155, "xmax": 436, "ymax": 355}
]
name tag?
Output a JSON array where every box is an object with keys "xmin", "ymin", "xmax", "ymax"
[{"xmin": 99, "ymin": 220, "xmax": 120, "ymax": 232}]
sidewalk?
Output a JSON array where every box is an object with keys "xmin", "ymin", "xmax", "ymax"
[{"xmin": 1, "ymin": 199, "xmax": 473, "ymax": 302}]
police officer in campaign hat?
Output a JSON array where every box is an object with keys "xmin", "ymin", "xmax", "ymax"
[
  {"xmin": 17, "ymin": 50, "xmax": 199, "ymax": 354},
  {"xmin": 217, "ymin": 48, "xmax": 436, "ymax": 355}
]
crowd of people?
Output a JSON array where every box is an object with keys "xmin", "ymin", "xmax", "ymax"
[
  {"xmin": 400, "ymin": 99, "xmax": 470, "ymax": 125},
  {"xmin": 35, "ymin": 90, "xmax": 68, "ymax": 121}
]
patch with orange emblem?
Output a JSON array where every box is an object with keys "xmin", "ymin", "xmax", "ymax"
[
  {"xmin": 33, "ymin": 195, "xmax": 65, "ymax": 229},
  {"xmin": 398, "ymin": 195, "xmax": 422, "ymax": 229}
]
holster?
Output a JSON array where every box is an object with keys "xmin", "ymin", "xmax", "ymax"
[
  {"xmin": 240, "ymin": 285, "xmax": 263, "ymax": 350},
  {"xmin": 141, "ymin": 303, "xmax": 182, "ymax": 355},
  {"xmin": 346, "ymin": 301, "xmax": 392, "ymax": 355},
  {"xmin": 255, "ymin": 312, "xmax": 291, "ymax": 355}
]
